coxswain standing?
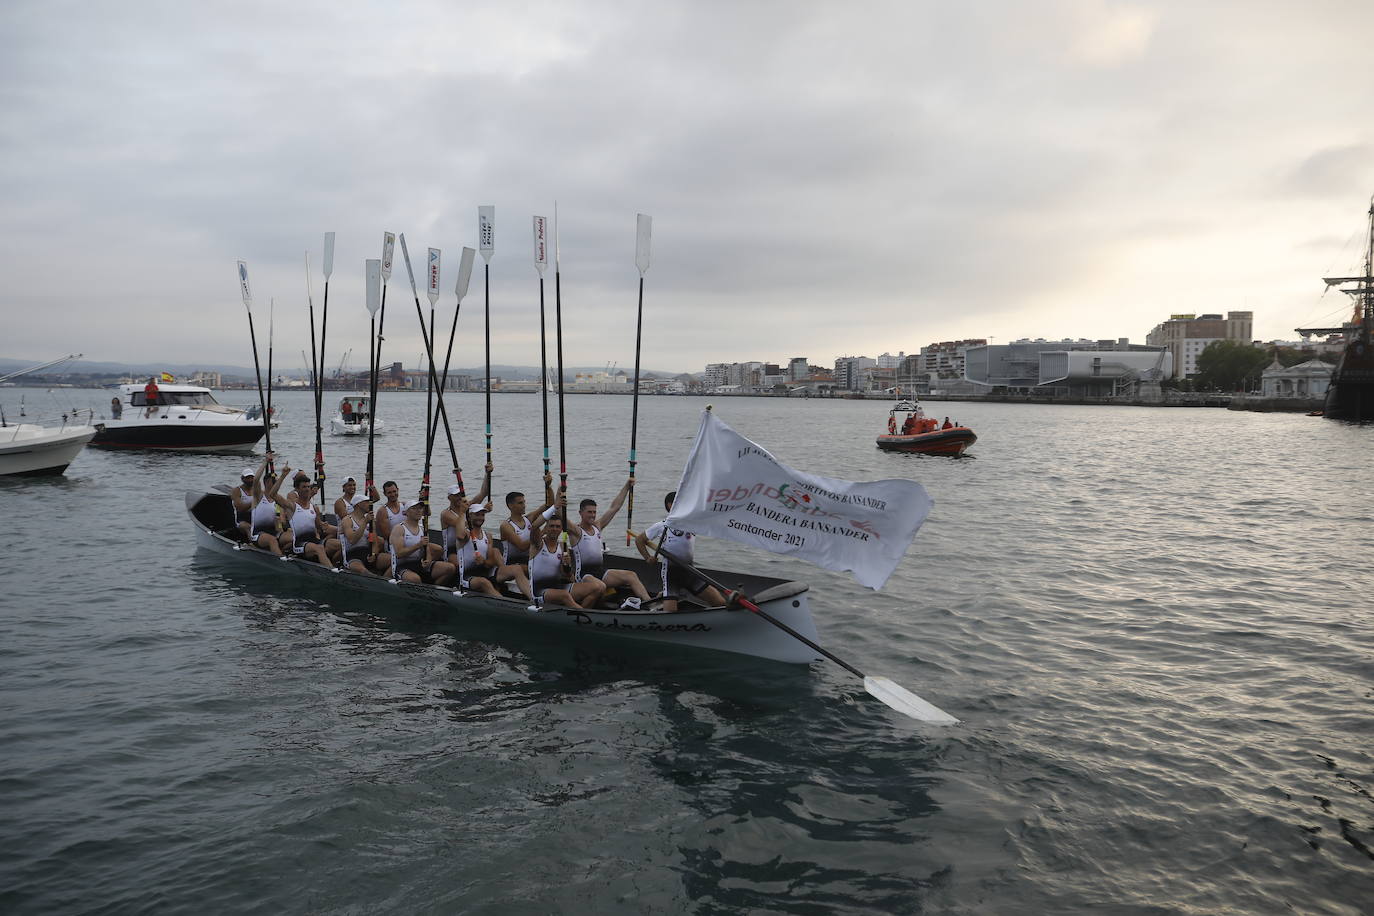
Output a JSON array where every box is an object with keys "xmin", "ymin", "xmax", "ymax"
[
  {"xmin": 635, "ymin": 491, "xmax": 727, "ymax": 612},
  {"xmin": 572, "ymin": 480, "xmax": 650, "ymax": 607}
]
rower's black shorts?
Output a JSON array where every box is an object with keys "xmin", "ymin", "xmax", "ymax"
[{"xmin": 660, "ymin": 561, "xmax": 709, "ymax": 597}]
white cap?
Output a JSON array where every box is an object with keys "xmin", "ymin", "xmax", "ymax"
[
  {"xmin": 241, "ymin": 467, "xmax": 255, "ymax": 478},
  {"xmin": 447, "ymin": 484, "xmax": 462, "ymax": 495},
  {"xmin": 343, "ymin": 476, "xmax": 357, "ymax": 484}
]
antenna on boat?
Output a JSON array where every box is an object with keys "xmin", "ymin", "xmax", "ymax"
[
  {"xmin": 533, "ymin": 215, "xmax": 550, "ymax": 484},
  {"xmin": 235, "ymin": 260, "xmax": 272, "ymax": 460},
  {"xmin": 626, "ymin": 213, "xmax": 651, "ymax": 544}
]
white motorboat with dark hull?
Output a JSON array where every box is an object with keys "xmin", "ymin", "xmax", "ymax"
[
  {"xmin": 187, "ymin": 489, "xmax": 822, "ymax": 664},
  {"xmin": 93, "ymin": 384, "xmax": 269, "ymax": 453}
]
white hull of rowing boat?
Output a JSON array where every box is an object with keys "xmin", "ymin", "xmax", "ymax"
[{"xmin": 187, "ymin": 492, "xmax": 823, "ymax": 664}]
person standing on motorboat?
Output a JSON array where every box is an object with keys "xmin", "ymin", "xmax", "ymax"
[
  {"xmin": 635, "ymin": 491, "xmax": 727, "ymax": 612},
  {"xmin": 572, "ymin": 481, "xmax": 650, "ymax": 606},
  {"xmin": 110, "ymin": 397, "xmax": 122, "ymax": 420},
  {"xmin": 142, "ymin": 377, "xmax": 160, "ymax": 417}
]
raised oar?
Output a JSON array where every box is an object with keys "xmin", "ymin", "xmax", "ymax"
[
  {"xmin": 235, "ymin": 260, "xmax": 272, "ymax": 457},
  {"xmin": 653, "ymin": 548, "xmax": 959, "ymax": 725},
  {"xmin": 427, "ymin": 247, "xmax": 476, "ymax": 495},
  {"xmin": 316, "ymin": 232, "xmax": 334, "ymax": 508},
  {"xmin": 626, "ymin": 213, "xmax": 651, "ymax": 544},
  {"xmin": 553, "ymin": 203, "xmax": 568, "ymax": 533},
  {"xmin": 422, "ymin": 246, "xmax": 442, "ymax": 490},
  {"xmin": 398, "ymin": 234, "xmax": 459, "ymax": 535},
  {"xmin": 533, "ymin": 215, "xmax": 550, "ymax": 482},
  {"xmin": 363, "ymin": 257, "xmax": 382, "ymax": 490},
  {"xmin": 366, "ymin": 232, "xmax": 396, "ymax": 494},
  {"xmin": 265, "ymin": 296, "xmax": 275, "ymax": 472},
  {"xmin": 479, "ymin": 205, "xmax": 495, "ymax": 486}
]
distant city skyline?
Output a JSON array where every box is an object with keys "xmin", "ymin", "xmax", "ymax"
[{"xmin": 2, "ymin": 2, "xmax": 1371, "ymax": 374}]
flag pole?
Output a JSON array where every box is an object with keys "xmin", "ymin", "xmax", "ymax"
[
  {"xmin": 626, "ymin": 213, "xmax": 651, "ymax": 544},
  {"xmin": 533, "ymin": 215, "xmax": 550, "ymax": 483},
  {"xmin": 235, "ymin": 260, "xmax": 271, "ymax": 458},
  {"xmin": 479, "ymin": 206, "xmax": 495, "ymax": 498},
  {"xmin": 366, "ymin": 232, "xmax": 395, "ymax": 495}
]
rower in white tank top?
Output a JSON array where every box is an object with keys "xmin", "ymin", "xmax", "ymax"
[
  {"xmin": 289, "ymin": 501, "xmax": 320, "ymax": 554},
  {"xmin": 573, "ymin": 524, "xmax": 605, "ymax": 579},
  {"xmin": 250, "ymin": 495, "xmax": 277, "ymax": 536}
]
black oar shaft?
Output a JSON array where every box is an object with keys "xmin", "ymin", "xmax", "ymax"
[
  {"xmin": 244, "ymin": 311, "xmax": 271, "ymax": 456},
  {"xmin": 484, "ymin": 262, "xmax": 492, "ymax": 472},
  {"xmin": 307, "ymin": 292, "xmax": 323, "ymax": 507},
  {"xmin": 366, "ymin": 286, "xmax": 388, "ymax": 489},
  {"xmin": 427, "ymin": 295, "xmax": 466, "ymax": 494},
  {"xmin": 539, "ymin": 276, "xmax": 549, "ymax": 478},
  {"xmin": 554, "ymin": 266, "xmax": 567, "ymax": 526},
  {"xmin": 626, "ymin": 275, "xmax": 644, "ymax": 542}
]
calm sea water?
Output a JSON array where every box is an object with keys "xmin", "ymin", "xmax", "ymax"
[{"xmin": 1, "ymin": 387, "xmax": 1370, "ymax": 914}]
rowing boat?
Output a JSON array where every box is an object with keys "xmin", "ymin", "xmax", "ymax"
[{"xmin": 186, "ymin": 489, "xmax": 823, "ymax": 664}]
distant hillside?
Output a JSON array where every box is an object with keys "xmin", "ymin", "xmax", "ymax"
[{"xmin": 0, "ymin": 356, "xmax": 688, "ymax": 382}]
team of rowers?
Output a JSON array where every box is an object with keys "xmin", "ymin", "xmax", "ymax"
[{"xmin": 228, "ymin": 455, "xmax": 726, "ymax": 613}]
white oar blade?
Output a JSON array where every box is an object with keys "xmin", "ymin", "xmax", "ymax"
[
  {"xmin": 479, "ymin": 205, "xmax": 495, "ymax": 263},
  {"xmin": 455, "ymin": 247, "xmax": 475, "ymax": 302},
  {"xmin": 532, "ymin": 215, "xmax": 548, "ymax": 276},
  {"xmin": 323, "ymin": 231, "xmax": 336, "ymax": 279},
  {"xmin": 635, "ymin": 213, "xmax": 652, "ymax": 275},
  {"xmin": 381, "ymin": 231, "xmax": 396, "ymax": 281},
  {"xmin": 365, "ymin": 258, "xmax": 381, "ymax": 315},
  {"xmin": 237, "ymin": 260, "xmax": 252, "ymax": 309},
  {"xmin": 426, "ymin": 247, "xmax": 441, "ymax": 305},
  {"xmin": 864, "ymin": 676, "xmax": 959, "ymax": 724},
  {"xmin": 398, "ymin": 233, "xmax": 418, "ymax": 296}
]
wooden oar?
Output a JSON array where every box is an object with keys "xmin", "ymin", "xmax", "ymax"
[
  {"xmin": 533, "ymin": 215, "xmax": 551, "ymax": 481},
  {"xmin": 626, "ymin": 213, "xmax": 651, "ymax": 544},
  {"xmin": 653, "ymin": 547, "xmax": 960, "ymax": 724},
  {"xmin": 234, "ymin": 260, "xmax": 272, "ymax": 457}
]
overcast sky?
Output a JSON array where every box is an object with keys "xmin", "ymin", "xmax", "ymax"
[{"xmin": 3, "ymin": 0, "xmax": 1372, "ymax": 375}]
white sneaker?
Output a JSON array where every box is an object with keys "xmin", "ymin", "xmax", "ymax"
[{"xmin": 619, "ymin": 597, "xmax": 642, "ymax": 610}]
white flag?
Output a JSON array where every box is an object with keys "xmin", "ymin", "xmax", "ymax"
[{"xmin": 664, "ymin": 410, "xmax": 933, "ymax": 589}]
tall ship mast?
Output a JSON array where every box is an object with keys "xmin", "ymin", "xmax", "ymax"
[{"xmin": 1297, "ymin": 195, "xmax": 1374, "ymax": 421}]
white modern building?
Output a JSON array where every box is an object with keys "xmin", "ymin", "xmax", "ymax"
[
  {"xmin": 1260, "ymin": 359, "xmax": 1332, "ymax": 398},
  {"xmin": 963, "ymin": 339, "xmax": 1171, "ymax": 397}
]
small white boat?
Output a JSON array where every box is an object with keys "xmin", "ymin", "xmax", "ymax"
[
  {"xmin": 93, "ymin": 384, "xmax": 269, "ymax": 453},
  {"xmin": 0, "ymin": 418, "xmax": 98, "ymax": 476},
  {"xmin": 329, "ymin": 395, "xmax": 384, "ymax": 436}
]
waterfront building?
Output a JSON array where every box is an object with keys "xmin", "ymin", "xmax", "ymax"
[
  {"xmin": 875, "ymin": 351, "xmax": 906, "ymax": 369},
  {"xmin": 704, "ymin": 363, "xmax": 730, "ymax": 388},
  {"xmin": 1146, "ymin": 312, "xmax": 1254, "ymax": 379},
  {"xmin": 919, "ymin": 340, "xmax": 986, "ymax": 381},
  {"xmin": 963, "ymin": 339, "xmax": 1171, "ymax": 397},
  {"xmin": 1260, "ymin": 359, "xmax": 1332, "ymax": 399},
  {"xmin": 189, "ymin": 370, "xmax": 223, "ymax": 388},
  {"xmin": 787, "ymin": 357, "xmax": 809, "ymax": 381},
  {"xmin": 833, "ymin": 355, "xmax": 876, "ymax": 390}
]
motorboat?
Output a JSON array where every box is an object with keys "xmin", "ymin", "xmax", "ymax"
[
  {"xmin": 0, "ymin": 355, "xmax": 99, "ymax": 476},
  {"xmin": 0, "ymin": 414, "xmax": 98, "ymax": 476},
  {"xmin": 876, "ymin": 403, "xmax": 976, "ymax": 456},
  {"xmin": 329, "ymin": 394, "xmax": 384, "ymax": 436},
  {"xmin": 92, "ymin": 383, "xmax": 269, "ymax": 453}
]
